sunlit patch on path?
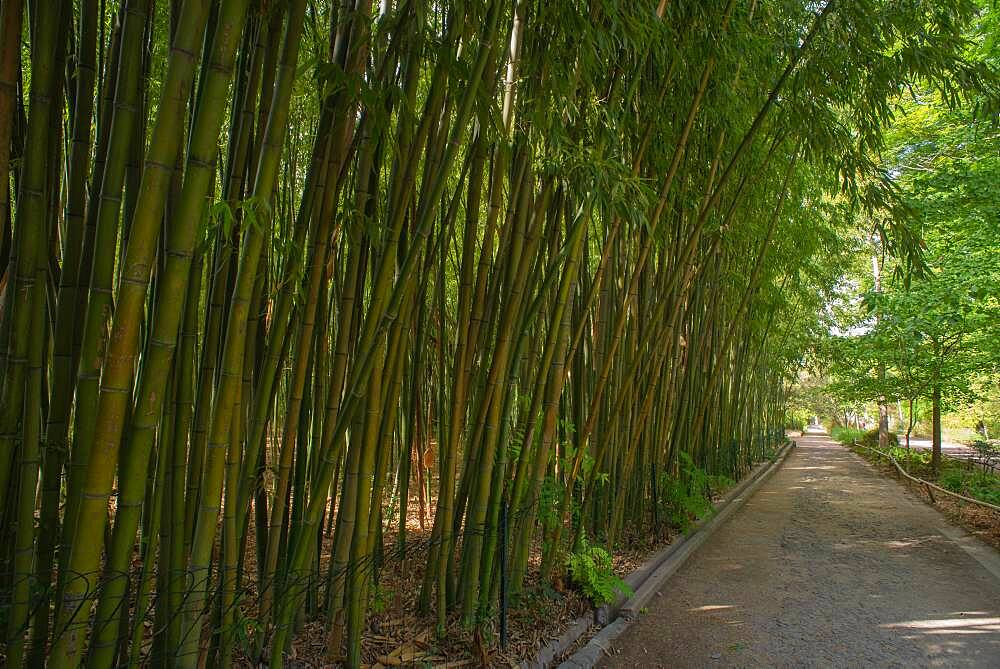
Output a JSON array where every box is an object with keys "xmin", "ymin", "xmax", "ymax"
[{"xmin": 600, "ymin": 435, "xmax": 1000, "ymax": 668}]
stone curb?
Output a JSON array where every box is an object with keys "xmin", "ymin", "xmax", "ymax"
[
  {"xmin": 521, "ymin": 615, "xmax": 595, "ymax": 669},
  {"xmin": 521, "ymin": 438, "xmax": 796, "ymax": 669}
]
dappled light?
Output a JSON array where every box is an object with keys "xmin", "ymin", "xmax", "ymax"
[
  {"xmin": 785, "ymin": 465, "xmax": 839, "ymax": 470},
  {"xmin": 603, "ymin": 436, "xmax": 1000, "ymax": 667},
  {"xmin": 882, "ymin": 617, "xmax": 1000, "ymax": 634},
  {"xmin": 689, "ymin": 605, "xmax": 736, "ymax": 612}
]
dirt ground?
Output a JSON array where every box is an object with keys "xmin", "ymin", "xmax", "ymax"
[{"xmin": 599, "ymin": 435, "xmax": 1000, "ymax": 668}]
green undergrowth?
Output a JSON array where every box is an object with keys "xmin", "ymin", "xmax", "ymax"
[
  {"xmin": 832, "ymin": 426, "xmax": 899, "ymax": 449},
  {"xmin": 658, "ymin": 452, "xmax": 735, "ymax": 532},
  {"xmin": 564, "ymin": 537, "xmax": 633, "ymax": 607},
  {"xmin": 831, "ymin": 426, "xmax": 865, "ymax": 444},
  {"xmin": 561, "ymin": 451, "xmax": 740, "ymax": 607}
]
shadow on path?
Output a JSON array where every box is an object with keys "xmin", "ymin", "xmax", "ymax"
[{"xmin": 600, "ymin": 436, "xmax": 1000, "ymax": 668}]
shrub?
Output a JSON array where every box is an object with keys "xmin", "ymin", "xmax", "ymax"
[
  {"xmin": 938, "ymin": 468, "xmax": 964, "ymax": 493},
  {"xmin": 970, "ymin": 439, "xmax": 1000, "ymax": 469},
  {"xmin": 933, "ymin": 461, "xmax": 1000, "ymax": 506},
  {"xmin": 888, "ymin": 445, "xmax": 931, "ymax": 469},
  {"xmin": 831, "ymin": 426, "xmax": 864, "ymax": 444},
  {"xmin": 860, "ymin": 429, "xmax": 898, "ymax": 449},
  {"xmin": 968, "ymin": 476, "xmax": 1000, "ymax": 506},
  {"xmin": 564, "ymin": 538, "xmax": 633, "ymax": 607},
  {"xmin": 658, "ymin": 452, "xmax": 715, "ymax": 531}
]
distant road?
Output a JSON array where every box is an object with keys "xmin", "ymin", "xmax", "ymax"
[{"xmin": 897, "ymin": 437, "xmax": 976, "ymax": 460}]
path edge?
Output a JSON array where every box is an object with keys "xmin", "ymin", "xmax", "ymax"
[
  {"xmin": 521, "ymin": 438, "xmax": 797, "ymax": 669},
  {"xmin": 843, "ymin": 441, "xmax": 1000, "ymax": 582}
]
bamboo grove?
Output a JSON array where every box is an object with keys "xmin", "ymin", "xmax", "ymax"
[{"xmin": 0, "ymin": 0, "xmax": 992, "ymax": 666}]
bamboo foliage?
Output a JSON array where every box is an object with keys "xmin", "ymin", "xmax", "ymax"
[{"xmin": 0, "ymin": 0, "xmax": 992, "ymax": 667}]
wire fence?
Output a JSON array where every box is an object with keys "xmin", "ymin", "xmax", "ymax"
[
  {"xmin": 855, "ymin": 439, "xmax": 1000, "ymax": 514},
  {"xmin": 1, "ymin": 429, "xmax": 788, "ymax": 663}
]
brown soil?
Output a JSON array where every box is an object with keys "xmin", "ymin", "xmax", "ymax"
[
  {"xmin": 268, "ymin": 501, "xmax": 676, "ymax": 667},
  {"xmin": 599, "ymin": 435, "xmax": 1000, "ymax": 668}
]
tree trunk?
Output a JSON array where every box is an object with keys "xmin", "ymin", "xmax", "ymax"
[{"xmin": 932, "ymin": 384, "xmax": 942, "ymax": 472}]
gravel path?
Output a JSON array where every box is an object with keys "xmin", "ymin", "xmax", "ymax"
[{"xmin": 599, "ymin": 435, "xmax": 1000, "ymax": 668}]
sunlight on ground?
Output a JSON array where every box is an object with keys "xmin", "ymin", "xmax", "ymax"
[
  {"xmin": 832, "ymin": 536, "xmax": 943, "ymax": 551},
  {"xmin": 689, "ymin": 605, "xmax": 735, "ymax": 612},
  {"xmin": 785, "ymin": 466, "xmax": 839, "ymax": 471},
  {"xmin": 884, "ymin": 538, "xmax": 933, "ymax": 549},
  {"xmin": 881, "ymin": 617, "xmax": 1000, "ymax": 634}
]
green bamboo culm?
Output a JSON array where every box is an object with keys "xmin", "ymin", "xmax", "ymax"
[
  {"xmin": 49, "ymin": 0, "xmax": 216, "ymax": 664},
  {"xmin": 84, "ymin": 1, "xmax": 253, "ymax": 664},
  {"xmin": 2, "ymin": 1, "xmax": 68, "ymax": 663},
  {"xmin": 180, "ymin": 1, "xmax": 308, "ymax": 664}
]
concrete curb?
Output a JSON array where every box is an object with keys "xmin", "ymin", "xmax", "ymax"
[
  {"xmin": 522, "ymin": 615, "xmax": 595, "ymax": 669},
  {"xmin": 525, "ymin": 438, "xmax": 796, "ymax": 669}
]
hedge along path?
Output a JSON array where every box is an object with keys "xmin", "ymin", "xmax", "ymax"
[{"xmin": 0, "ymin": 1, "xmax": 993, "ymax": 668}]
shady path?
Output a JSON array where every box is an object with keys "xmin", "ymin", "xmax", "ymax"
[{"xmin": 599, "ymin": 435, "xmax": 1000, "ymax": 668}]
